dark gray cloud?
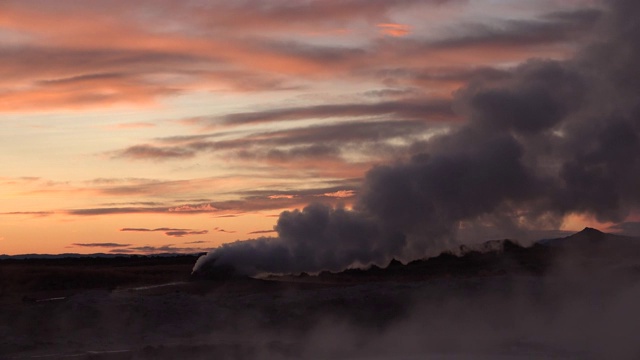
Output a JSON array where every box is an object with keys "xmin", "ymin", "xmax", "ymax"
[
  {"xmin": 428, "ymin": 8, "xmax": 602, "ymax": 49},
  {"xmin": 112, "ymin": 245, "xmax": 204, "ymax": 254},
  {"xmin": 120, "ymin": 227, "xmax": 208, "ymax": 237},
  {"xmin": 206, "ymin": 100, "xmax": 455, "ymax": 126},
  {"xmin": 455, "ymin": 60, "xmax": 586, "ymax": 133},
  {"xmin": 0, "ymin": 211, "xmax": 54, "ymax": 216},
  {"xmin": 117, "ymin": 118, "xmax": 443, "ymax": 165},
  {"xmin": 69, "ymin": 207, "xmax": 169, "ymax": 216},
  {"xmin": 110, "ymin": 98, "xmax": 455, "ymax": 166},
  {"xmin": 165, "ymin": 230, "xmax": 208, "ymax": 237},
  {"xmin": 372, "ymin": 66, "xmax": 510, "ymax": 89},
  {"xmin": 194, "ymin": 0, "xmax": 640, "ymax": 276},
  {"xmin": 260, "ymin": 40, "xmax": 367, "ymax": 66},
  {"xmin": 244, "ymin": 120, "xmax": 437, "ymax": 146},
  {"xmin": 362, "ymin": 87, "xmax": 424, "ymax": 99},
  {"xmin": 95, "ymin": 179, "xmax": 201, "ymax": 197},
  {"xmin": 237, "ymin": 144, "xmax": 342, "ymax": 164},
  {"xmin": 247, "ymin": 229, "xmax": 277, "ymax": 235},
  {"xmin": 117, "ymin": 145, "xmax": 195, "ymax": 160},
  {"xmin": 66, "ymin": 183, "xmax": 359, "ymax": 216},
  {"xmin": 72, "ymin": 242, "xmax": 131, "ymax": 248}
]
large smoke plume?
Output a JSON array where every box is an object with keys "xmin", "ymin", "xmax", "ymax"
[{"xmin": 194, "ymin": 0, "xmax": 640, "ymax": 276}]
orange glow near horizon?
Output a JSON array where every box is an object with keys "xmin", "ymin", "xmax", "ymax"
[
  {"xmin": 560, "ymin": 213, "xmax": 616, "ymax": 233},
  {"xmin": 0, "ymin": 211, "xmax": 286, "ymax": 256}
]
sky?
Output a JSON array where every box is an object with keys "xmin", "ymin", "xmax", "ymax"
[{"xmin": 1, "ymin": 0, "xmax": 638, "ymax": 256}]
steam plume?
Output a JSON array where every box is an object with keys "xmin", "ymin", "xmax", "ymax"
[{"xmin": 194, "ymin": 0, "xmax": 640, "ymax": 276}]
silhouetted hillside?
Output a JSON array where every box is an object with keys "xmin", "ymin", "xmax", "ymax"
[{"xmin": 263, "ymin": 228, "xmax": 640, "ymax": 283}]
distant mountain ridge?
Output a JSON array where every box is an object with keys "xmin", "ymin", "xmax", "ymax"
[
  {"xmin": 539, "ymin": 227, "xmax": 605, "ymax": 245},
  {"xmin": 0, "ymin": 252, "xmax": 206, "ymax": 260}
]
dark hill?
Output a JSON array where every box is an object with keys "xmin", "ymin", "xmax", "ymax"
[
  {"xmin": 538, "ymin": 227, "xmax": 640, "ymax": 267},
  {"xmin": 269, "ymin": 229, "xmax": 640, "ymax": 283},
  {"xmin": 297, "ymin": 239, "xmax": 552, "ymax": 283},
  {"xmin": 190, "ymin": 228, "xmax": 640, "ymax": 283},
  {"xmin": 542, "ymin": 227, "xmax": 607, "ymax": 247}
]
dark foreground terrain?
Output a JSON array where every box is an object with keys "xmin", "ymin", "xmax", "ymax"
[{"xmin": 2, "ymin": 229, "xmax": 640, "ymax": 359}]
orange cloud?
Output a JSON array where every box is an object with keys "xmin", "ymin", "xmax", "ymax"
[
  {"xmin": 322, "ymin": 190, "xmax": 356, "ymax": 198},
  {"xmin": 268, "ymin": 195, "xmax": 295, "ymax": 199},
  {"xmin": 0, "ymin": 0, "xmax": 588, "ymax": 113},
  {"xmin": 377, "ymin": 23, "xmax": 411, "ymax": 37}
]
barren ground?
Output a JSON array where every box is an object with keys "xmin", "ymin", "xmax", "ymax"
[{"xmin": 2, "ymin": 249, "xmax": 640, "ymax": 359}]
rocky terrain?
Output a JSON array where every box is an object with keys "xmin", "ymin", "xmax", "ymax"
[{"xmin": 2, "ymin": 228, "xmax": 640, "ymax": 359}]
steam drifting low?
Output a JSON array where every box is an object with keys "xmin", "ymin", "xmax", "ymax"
[{"xmin": 194, "ymin": 0, "xmax": 640, "ymax": 276}]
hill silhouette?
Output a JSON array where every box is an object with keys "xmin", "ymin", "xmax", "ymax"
[{"xmin": 192, "ymin": 228, "xmax": 640, "ymax": 282}]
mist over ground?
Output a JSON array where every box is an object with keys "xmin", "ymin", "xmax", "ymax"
[
  {"xmin": 195, "ymin": 0, "xmax": 640, "ymax": 277},
  {"xmin": 3, "ymin": 240, "xmax": 640, "ymax": 359}
]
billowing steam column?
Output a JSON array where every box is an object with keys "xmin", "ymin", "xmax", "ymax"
[
  {"xmin": 191, "ymin": 256, "xmax": 243, "ymax": 280},
  {"xmin": 191, "ymin": 203, "xmax": 405, "ymax": 278}
]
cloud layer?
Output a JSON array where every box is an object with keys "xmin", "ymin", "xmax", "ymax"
[
  {"xmin": 0, "ymin": 0, "xmax": 620, "ymax": 256},
  {"xmin": 120, "ymin": 227, "xmax": 208, "ymax": 237}
]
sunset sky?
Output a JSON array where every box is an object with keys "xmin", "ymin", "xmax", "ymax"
[{"xmin": 2, "ymin": 0, "xmax": 634, "ymax": 256}]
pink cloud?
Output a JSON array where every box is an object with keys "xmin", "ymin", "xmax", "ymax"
[
  {"xmin": 322, "ymin": 190, "xmax": 356, "ymax": 198},
  {"xmin": 268, "ymin": 194, "xmax": 295, "ymax": 199},
  {"xmin": 377, "ymin": 23, "xmax": 411, "ymax": 37}
]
